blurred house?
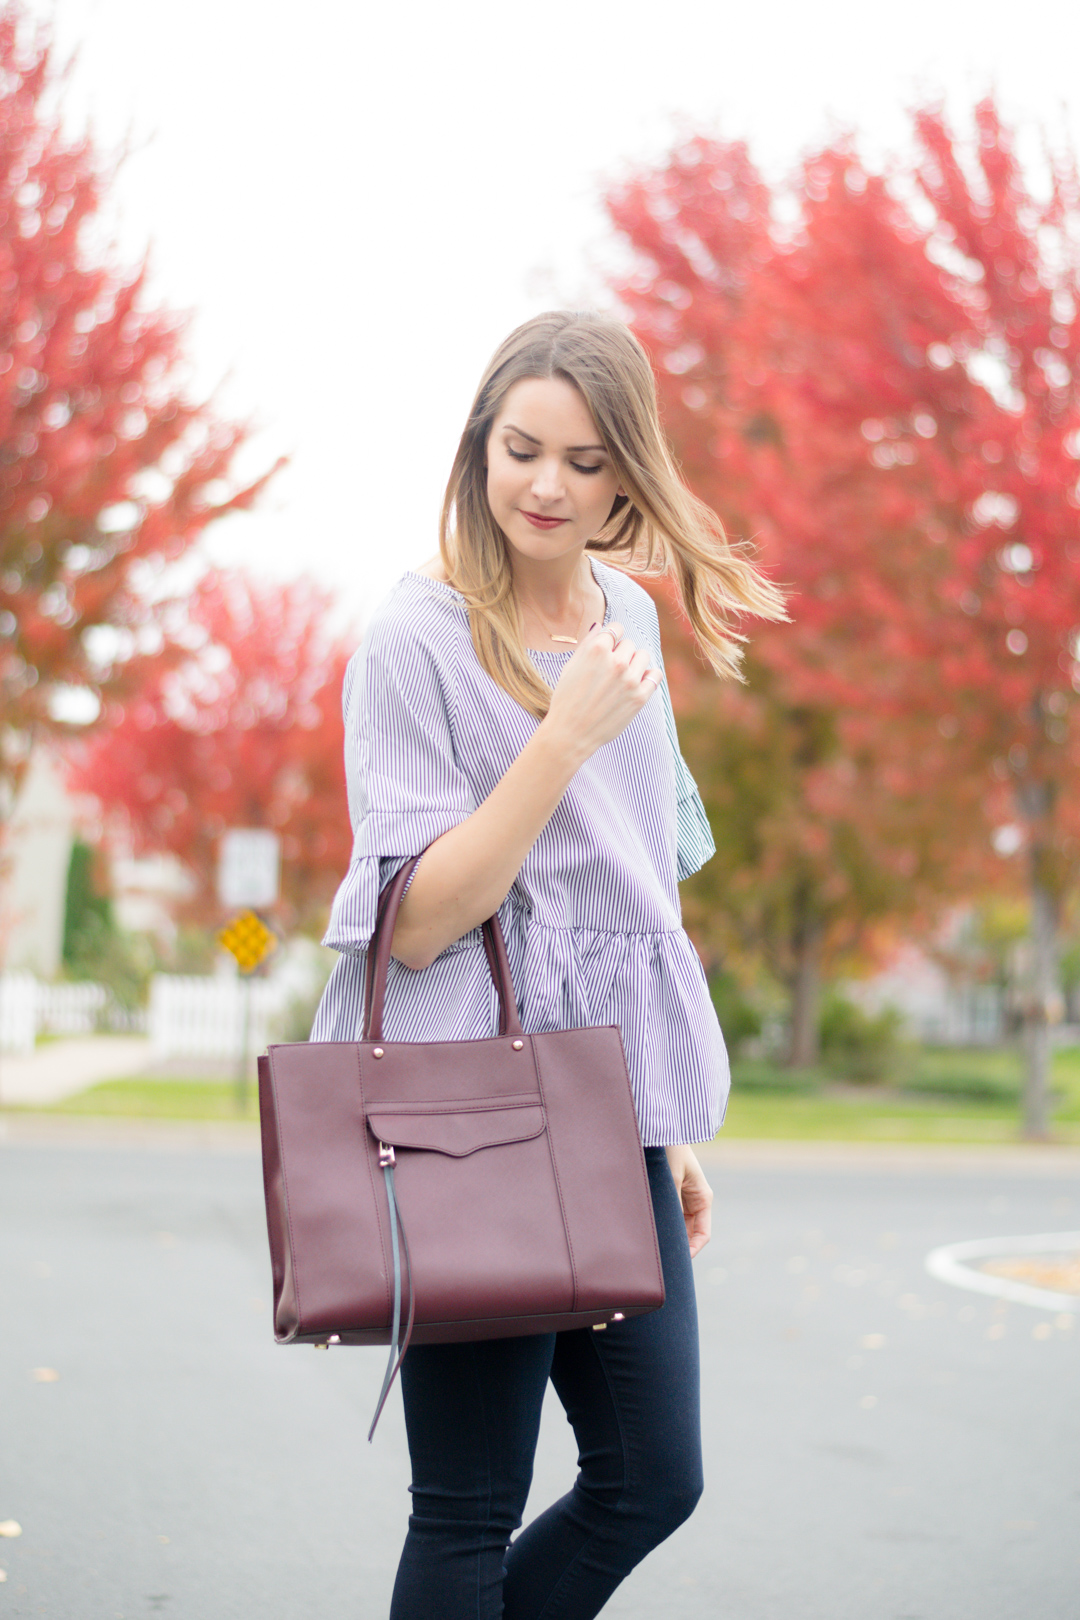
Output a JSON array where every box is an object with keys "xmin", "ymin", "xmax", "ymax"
[
  {"xmin": 0, "ymin": 748, "xmax": 75, "ymax": 976},
  {"xmin": 110, "ymin": 848, "xmax": 194, "ymax": 941},
  {"xmin": 847, "ymin": 938, "xmax": 1004, "ymax": 1046},
  {"xmin": 0, "ymin": 748, "xmax": 194, "ymax": 977}
]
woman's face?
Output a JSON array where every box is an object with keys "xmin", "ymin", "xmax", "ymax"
[{"xmin": 485, "ymin": 376, "xmax": 623, "ymax": 566}]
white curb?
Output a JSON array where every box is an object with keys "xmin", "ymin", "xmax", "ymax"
[{"xmin": 925, "ymin": 1231, "xmax": 1080, "ymax": 1312}]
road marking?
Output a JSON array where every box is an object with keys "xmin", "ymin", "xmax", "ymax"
[{"xmin": 925, "ymin": 1231, "xmax": 1080, "ymax": 1312}]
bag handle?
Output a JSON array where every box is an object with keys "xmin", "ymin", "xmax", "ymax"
[{"xmin": 363, "ymin": 855, "xmax": 524, "ymax": 1041}]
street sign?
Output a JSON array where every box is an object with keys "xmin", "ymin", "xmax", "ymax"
[
  {"xmin": 217, "ymin": 911, "xmax": 278, "ymax": 974},
  {"xmin": 218, "ymin": 829, "xmax": 280, "ymax": 909}
]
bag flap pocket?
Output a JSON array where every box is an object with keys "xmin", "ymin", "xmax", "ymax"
[{"xmin": 367, "ymin": 1104, "xmax": 545, "ymax": 1158}]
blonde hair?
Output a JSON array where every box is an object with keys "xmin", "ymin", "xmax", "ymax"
[{"xmin": 439, "ymin": 310, "xmax": 786, "ymax": 717}]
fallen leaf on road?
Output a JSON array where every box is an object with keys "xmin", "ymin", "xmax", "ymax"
[
  {"xmin": 982, "ymin": 1256, "xmax": 1080, "ymax": 1294},
  {"xmin": 0, "ymin": 1522, "xmax": 21, "ymax": 1537},
  {"xmin": 31, "ymin": 1368, "xmax": 59, "ymax": 1382}
]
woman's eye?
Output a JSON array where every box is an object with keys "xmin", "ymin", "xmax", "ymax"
[{"xmin": 505, "ymin": 447, "xmax": 604, "ymax": 474}]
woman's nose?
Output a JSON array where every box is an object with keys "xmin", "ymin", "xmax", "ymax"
[{"xmin": 530, "ymin": 458, "xmax": 565, "ymax": 503}]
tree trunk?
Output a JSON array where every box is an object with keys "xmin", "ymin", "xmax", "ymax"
[
  {"xmin": 1023, "ymin": 870, "xmax": 1059, "ymax": 1140},
  {"xmin": 788, "ymin": 924, "xmax": 821, "ymax": 1068}
]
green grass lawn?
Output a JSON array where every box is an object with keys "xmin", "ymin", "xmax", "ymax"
[
  {"xmin": 44, "ymin": 1078, "xmax": 261, "ymax": 1122},
  {"xmin": 722, "ymin": 1091, "xmax": 1032, "ymax": 1143},
  {"xmin": 9, "ymin": 1045, "xmax": 1080, "ymax": 1144},
  {"xmin": 723, "ymin": 1044, "xmax": 1080, "ymax": 1142}
]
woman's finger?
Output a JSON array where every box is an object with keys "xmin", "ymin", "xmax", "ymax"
[
  {"xmin": 590, "ymin": 620, "xmax": 624, "ymax": 650},
  {"xmin": 675, "ymin": 1154, "xmax": 713, "ymax": 1257},
  {"xmin": 687, "ymin": 1209, "xmax": 711, "ymax": 1258}
]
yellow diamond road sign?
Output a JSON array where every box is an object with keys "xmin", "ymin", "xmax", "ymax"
[{"xmin": 218, "ymin": 911, "xmax": 278, "ymax": 974}]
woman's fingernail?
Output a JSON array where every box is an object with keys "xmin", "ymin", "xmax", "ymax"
[{"xmin": 588, "ymin": 622, "xmax": 597, "ymax": 631}]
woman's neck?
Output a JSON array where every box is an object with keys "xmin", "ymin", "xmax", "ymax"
[
  {"xmin": 511, "ymin": 548, "xmax": 593, "ymax": 615},
  {"xmin": 511, "ymin": 550, "xmax": 603, "ymax": 647}
]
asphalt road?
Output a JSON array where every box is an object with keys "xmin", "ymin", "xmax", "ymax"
[{"xmin": 1, "ymin": 1128, "xmax": 1077, "ymax": 1620}]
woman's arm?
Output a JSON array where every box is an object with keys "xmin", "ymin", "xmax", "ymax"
[
  {"xmin": 665, "ymin": 1145, "xmax": 713, "ymax": 1257},
  {"xmin": 391, "ymin": 622, "xmax": 657, "ymax": 970}
]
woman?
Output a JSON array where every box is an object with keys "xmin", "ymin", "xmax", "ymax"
[{"xmin": 313, "ymin": 310, "xmax": 785, "ymax": 1618}]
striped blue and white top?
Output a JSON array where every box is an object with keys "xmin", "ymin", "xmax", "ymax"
[{"xmin": 311, "ymin": 559, "xmax": 729, "ymax": 1145}]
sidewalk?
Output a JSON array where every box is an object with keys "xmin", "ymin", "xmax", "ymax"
[
  {"xmin": 700, "ymin": 1136, "xmax": 1080, "ymax": 1176},
  {"xmin": 3, "ymin": 1105, "xmax": 1080, "ymax": 1173},
  {"xmin": 0, "ymin": 1035, "xmax": 153, "ymax": 1106}
]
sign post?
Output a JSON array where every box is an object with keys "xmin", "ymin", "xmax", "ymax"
[
  {"xmin": 217, "ymin": 831, "xmax": 281, "ymax": 1112},
  {"xmin": 217, "ymin": 829, "xmax": 281, "ymax": 912}
]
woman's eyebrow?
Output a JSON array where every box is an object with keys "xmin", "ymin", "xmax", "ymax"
[{"xmin": 502, "ymin": 422, "xmax": 607, "ymax": 454}]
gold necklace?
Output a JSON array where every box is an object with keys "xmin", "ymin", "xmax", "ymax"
[{"xmin": 526, "ymin": 585, "xmax": 592, "ymax": 646}]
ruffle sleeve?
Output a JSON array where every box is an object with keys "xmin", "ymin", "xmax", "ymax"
[
  {"xmin": 661, "ymin": 681, "xmax": 715, "ymax": 881},
  {"xmin": 633, "ymin": 585, "xmax": 716, "ymax": 884},
  {"xmin": 322, "ymin": 608, "xmax": 476, "ymax": 954}
]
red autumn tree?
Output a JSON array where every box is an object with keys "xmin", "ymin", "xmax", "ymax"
[
  {"xmin": 0, "ymin": 6, "xmax": 278, "ymax": 829},
  {"xmin": 607, "ymin": 101, "xmax": 1080, "ymax": 1134},
  {"xmin": 901, "ymin": 102, "xmax": 1080, "ymax": 1135},
  {"xmin": 607, "ymin": 131, "xmax": 995, "ymax": 1065},
  {"xmin": 68, "ymin": 569, "xmax": 354, "ymax": 935}
]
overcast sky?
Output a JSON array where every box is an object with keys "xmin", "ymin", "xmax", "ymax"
[{"xmin": 33, "ymin": 0, "xmax": 1080, "ymax": 634}]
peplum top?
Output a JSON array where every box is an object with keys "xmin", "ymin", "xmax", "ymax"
[{"xmin": 311, "ymin": 558, "xmax": 729, "ymax": 1145}]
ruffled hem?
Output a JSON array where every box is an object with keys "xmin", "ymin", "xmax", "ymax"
[{"xmin": 313, "ymin": 910, "xmax": 728, "ymax": 1146}]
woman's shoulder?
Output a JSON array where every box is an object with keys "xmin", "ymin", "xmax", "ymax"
[
  {"xmin": 412, "ymin": 554, "xmax": 450, "ymax": 582},
  {"xmin": 361, "ymin": 569, "xmax": 469, "ymax": 655},
  {"xmin": 591, "ymin": 559, "xmax": 661, "ymax": 636},
  {"xmin": 343, "ymin": 571, "xmax": 471, "ymax": 700}
]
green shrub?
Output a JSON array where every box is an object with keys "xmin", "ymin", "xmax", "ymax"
[
  {"xmin": 818, "ymin": 992, "xmax": 907, "ymax": 1083},
  {"xmin": 61, "ymin": 838, "xmax": 154, "ymax": 1015},
  {"xmin": 709, "ymin": 973, "xmax": 764, "ymax": 1054},
  {"xmin": 62, "ymin": 913, "xmax": 155, "ymax": 1015},
  {"xmin": 62, "ymin": 840, "xmax": 113, "ymax": 966},
  {"xmin": 273, "ymin": 984, "xmax": 327, "ymax": 1044},
  {"xmin": 903, "ymin": 1046, "xmax": 1022, "ymax": 1104}
]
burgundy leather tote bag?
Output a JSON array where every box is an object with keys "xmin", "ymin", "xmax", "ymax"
[{"xmin": 258, "ymin": 857, "xmax": 665, "ymax": 1434}]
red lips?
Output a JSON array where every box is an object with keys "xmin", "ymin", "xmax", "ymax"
[{"xmin": 521, "ymin": 511, "xmax": 566, "ymax": 530}]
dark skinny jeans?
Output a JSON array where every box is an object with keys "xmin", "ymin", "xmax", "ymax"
[{"xmin": 389, "ymin": 1147, "xmax": 703, "ymax": 1619}]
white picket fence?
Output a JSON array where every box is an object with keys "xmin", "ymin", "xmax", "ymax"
[
  {"xmin": 0, "ymin": 974, "xmax": 38, "ymax": 1055},
  {"xmin": 148, "ymin": 975, "xmax": 283, "ymax": 1062},
  {"xmin": 0, "ymin": 976, "xmax": 150, "ymax": 1053},
  {"xmin": 0, "ymin": 965, "xmax": 309, "ymax": 1062},
  {"xmin": 36, "ymin": 981, "xmax": 111, "ymax": 1036}
]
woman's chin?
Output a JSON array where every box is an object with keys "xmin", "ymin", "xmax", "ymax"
[{"xmin": 501, "ymin": 523, "xmax": 584, "ymax": 566}]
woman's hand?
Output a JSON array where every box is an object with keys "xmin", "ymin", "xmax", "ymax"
[
  {"xmin": 391, "ymin": 625, "xmax": 659, "ymax": 970},
  {"xmin": 541, "ymin": 622, "xmax": 660, "ymax": 768},
  {"xmin": 665, "ymin": 1145, "xmax": 713, "ymax": 1258}
]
